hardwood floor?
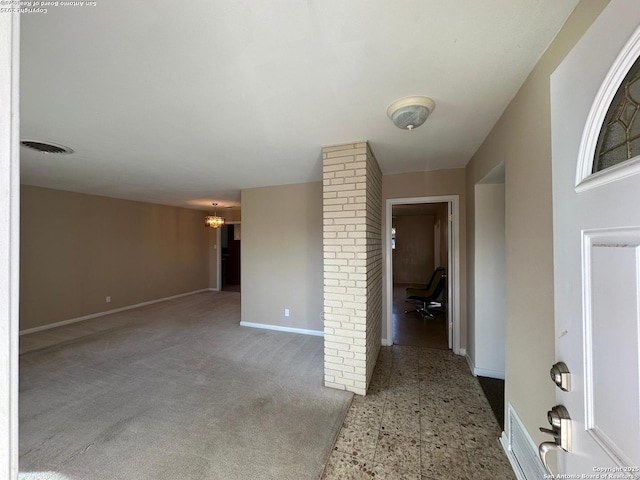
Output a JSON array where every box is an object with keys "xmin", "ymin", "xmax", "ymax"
[{"xmin": 393, "ymin": 284, "xmax": 448, "ymax": 350}]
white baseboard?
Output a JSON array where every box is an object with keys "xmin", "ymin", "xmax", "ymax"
[
  {"xmin": 458, "ymin": 347, "xmax": 466, "ymax": 356},
  {"xmin": 474, "ymin": 367, "xmax": 505, "ymax": 380},
  {"xmin": 465, "ymin": 352, "xmax": 475, "ymax": 375},
  {"xmin": 208, "ymin": 287, "xmax": 220, "ymax": 292},
  {"xmin": 239, "ymin": 321, "xmax": 323, "ymax": 337},
  {"xmin": 464, "ymin": 353, "xmax": 505, "ymax": 379},
  {"xmin": 381, "ymin": 338, "xmax": 392, "ymax": 346},
  {"xmin": 20, "ymin": 289, "xmax": 211, "ymax": 336}
]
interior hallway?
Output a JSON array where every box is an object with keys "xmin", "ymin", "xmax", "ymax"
[
  {"xmin": 322, "ymin": 346, "xmax": 514, "ymax": 480},
  {"xmin": 393, "ymin": 284, "xmax": 448, "ymax": 350},
  {"xmin": 393, "ymin": 282, "xmax": 505, "ymax": 431}
]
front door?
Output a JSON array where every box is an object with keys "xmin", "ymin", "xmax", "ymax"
[{"xmin": 551, "ymin": 0, "xmax": 640, "ymax": 475}]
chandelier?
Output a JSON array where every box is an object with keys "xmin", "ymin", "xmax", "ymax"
[{"xmin": 204, "ymin": 203, "xmax": 225, "ymax": 228}]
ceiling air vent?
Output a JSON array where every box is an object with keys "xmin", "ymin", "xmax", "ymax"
[{"xmin": 20, "ymin": 140, "xmax": 74, "ymax": 154}]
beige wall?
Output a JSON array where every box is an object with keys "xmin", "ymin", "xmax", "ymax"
[
  {"xmin": 382, "ymin": 168, "xmax": 466, "ymax": 345},
  {"xmin": 241, "ymin": 182, "xmax": 323, "ymax": 332},
  {"xmin": 392, "ymin": 214, "xmax": 434, "ymax": 284},
  {"xmin": 436, "ymin": 203, "xmax": 449, "ymax": 271},
  {"xmin": 472, "ymin": 183, "xmax": 506, "ymax": 377},
  {"xmin": 20, "ymin": 186, "xmax": 210, "ymax": 331},
  {"xmin": 208, "ymin": 228, "xmax": 219, "ymax": 290},
  {"xmin": 464, "ymin": 0, "xmax": 609, "ymax": 444},
  {"xmin": 434, "ymin": 203, "xmax": 449, "ymax": 306}
]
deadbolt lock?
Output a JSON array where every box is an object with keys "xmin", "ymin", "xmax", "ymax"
[{"xmin": 550, "ymin": 361, "xmax": 571, "ymax": 391}]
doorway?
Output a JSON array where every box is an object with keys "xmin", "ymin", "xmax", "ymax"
[
  {"xmin": 391, "ymin": 202, "xmax": 449, "ymax": 349},
  {"xmin": 220, "ymin": 223, "xmax": 241, "ymax": 292},
  {"xmin": 471, "ymin": 162, "xmax": 506, "ymax": 429},
  {"xmin": 385, "ymin": 195, "xmax": 461, "ymax": 354},
  {"xmin": 469, "ymin": 162, "xmax": 506, "ymax": 379}
]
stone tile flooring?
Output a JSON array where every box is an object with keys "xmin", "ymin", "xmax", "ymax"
[{"xmin": 322, "ymin": 346, "xmax": 516, "ymax": 480}]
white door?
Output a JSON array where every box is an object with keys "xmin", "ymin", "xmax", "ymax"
[
  {"xmin": 551, "ymin": 0, "xmax": 640, "ymax": 475},
  {"xmin": 1, "ymin": 8, "xmax": 21, "ymax": 480}
]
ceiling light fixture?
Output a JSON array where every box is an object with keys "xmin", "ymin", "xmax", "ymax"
[
  {"xmin": 387, "ymin": 96, "xmax": 436, "ymax": 131},
  {"xmin": 204, "ymin": 203, "xmax": 225, "ymax": 229}
]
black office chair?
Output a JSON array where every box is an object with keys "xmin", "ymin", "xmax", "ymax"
[
  {"xmin": 405, "ymin": 268, "xmax": 447, "ymax": 319},
  {"xmin": 403, "ymin": 267, "xmax": 443, "ymax": 316},
  {"xmin": 406, "ymin": 266, "xmax": 445, "ymax": 292}
]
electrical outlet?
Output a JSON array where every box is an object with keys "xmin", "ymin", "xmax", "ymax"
[
  {"xmin": 106, "ymin": 296, "xmax": 111, "ymax": 303},
  {"xmin": 284, "ymin": 308, "xmax": 290, "ymax": 317}
]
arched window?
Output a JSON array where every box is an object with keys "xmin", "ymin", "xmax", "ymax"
[{"xmin": 593, "ymin": 55, "xmax": 640, "ymax": 173}]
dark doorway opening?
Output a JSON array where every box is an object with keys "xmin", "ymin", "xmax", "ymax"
[
  {"xmin": 392, "ymin": 202, "xmax": 449, "ymax": 349},
  {"xmin": 477, "ymin": 376, "xmax": 505, "ymax": 430},
  {"xmin": 221, "ymin": 224, "xmax": 240, "ymax": 292}
]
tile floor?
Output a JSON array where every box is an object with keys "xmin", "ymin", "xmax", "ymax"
[{"xmin": 322, "ymin": 346, "xmax": 516, "ymax": 480}]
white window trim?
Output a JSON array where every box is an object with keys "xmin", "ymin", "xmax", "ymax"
[{"xmin": 576, "ymin": 23, "xmax": 640, "ymax": 192}]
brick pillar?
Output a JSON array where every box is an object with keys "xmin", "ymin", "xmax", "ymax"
[
  {"xmin": 322, "ymin": 141, "xmax": 382, "ymax": 395},
  {"xmin": 365, "ymin": 145, "xmax": 382, "ymax": 384}
]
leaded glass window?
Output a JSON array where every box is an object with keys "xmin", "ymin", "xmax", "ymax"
[{"xmin": 594, "ymin": 55, "xmax": 640, "ymax": 173}]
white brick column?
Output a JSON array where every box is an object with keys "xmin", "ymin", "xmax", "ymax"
[
  {"xmin": 365, "ymin": 146, "xmax": 382, "ymax": 383},
  {"xmin": 322, "ymin": 142, "xmax": 382, "ymax": 395}
]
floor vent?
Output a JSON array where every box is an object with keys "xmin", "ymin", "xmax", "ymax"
[{"xmin": 503, "ymin": 404, "xmax": 548, "ymax": 480}]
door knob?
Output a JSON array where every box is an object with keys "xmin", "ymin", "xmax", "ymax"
[
  {"xmin": 539, "ymin": 405, "xmax": 572, "ymax": 474},
  {"xmin": 550, "ymin": 362, "xmax": 571, "ymax": 391},
  {"xmin": 539, "ymin": 441, "xmax": 561, "ymax": 473}
]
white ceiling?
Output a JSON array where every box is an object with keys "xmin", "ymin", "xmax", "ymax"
[{"xmin": 20, "ymin": 0, "xmax": 578, "ymax": 210}]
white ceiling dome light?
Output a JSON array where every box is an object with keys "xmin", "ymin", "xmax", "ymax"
[{"xmin": 387, "ymin": 96, "xmax": 436, "ymax": 131}]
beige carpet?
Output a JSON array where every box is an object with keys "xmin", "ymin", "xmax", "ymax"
[{"xmin": 19, "ymin": 291, "xmax": 352, "ymax": 480}]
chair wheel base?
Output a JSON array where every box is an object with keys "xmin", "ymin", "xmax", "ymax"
[{"xmin": 404, "ymin": 308, "xmax": 434, "ymax": 319}]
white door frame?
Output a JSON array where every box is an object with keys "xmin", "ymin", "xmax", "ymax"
[
  {"xmin": 384, "ymin": 195, "xmax": 461, "ymax": 354},
  {"xmin": 1, "ymin": 9, "xmax": 20, "ymax": 480}
]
